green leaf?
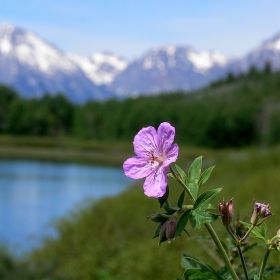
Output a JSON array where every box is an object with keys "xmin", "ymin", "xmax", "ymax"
[
  {"xmin": 216, "ymin": 266, "xmax": 230, "ymax": 280},
  {"xmin": 184, "ymin": 268, "xmax": 217, "ymax": 279},
  {"xmin": 254, "ymin": 276, "xmax": 259, "ymax": 280},
  {"xmin": 182, "ymin": 256, "xmax": 224, "ymax": 280},
  {"xmin": 198, "ymin": 166, "xmax": 215, "ymax": 186},
  {"xmin": 194, "ymin": 188, "xmax": 222, "ymax": 209},
  {"xmin": 190, "ymin": 209, "xmax": 220, "ymax": 229},
  {"xmin": 240, "ymin": 221, "xmax": 267, "ymax": 243},
  {"xmin": 175, "ymin": 210, "xmax": 191, "ymax": 238},
  {"xmin": 181, "ymin": 255, "xmax": 207, "ymax": 269},
  {"xmin": 175, "ymin": 164, "xmax": 188, "ymax": 184},
  {"xmin": 177, "ymin": 190, "xmax": 185, "ymax": 208},
  {"xmin": 188, "ymin": 156, "xmax": 202, "ymax": 180},
  {"xmin": 187, "ymin": 156, "xmax": 202, "ymax": 199},
  {"xmin": 188, "ymin": 188, "xmax": 221, "ymax": 229}
]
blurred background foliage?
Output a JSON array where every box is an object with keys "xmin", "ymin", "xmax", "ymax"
[
  {"xmin": 1, "ymin": 67, "xmax": 280, "ymax": 148},
  {"xmin": 1, "ymin": 68, "xmax": 280, "ymax": 279}
]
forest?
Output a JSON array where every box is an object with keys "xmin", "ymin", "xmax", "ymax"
[{"xmin": 1, "ymin": 65, "xmax": 280, "ymax": 149}]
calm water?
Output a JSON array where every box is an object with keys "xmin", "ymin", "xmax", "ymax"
[{"xmin": 0, "ymin": 159, "xmax": 132, "ymax": 254}]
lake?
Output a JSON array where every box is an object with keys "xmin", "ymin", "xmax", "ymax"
[{"xmin": 0, "ymin": 159, "xmax": 133, "ymax": 254}]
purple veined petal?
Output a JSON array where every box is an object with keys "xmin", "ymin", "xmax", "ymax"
[
  {"xmin": 143, "ymin": 167, "xmax": 168, "ymax": 198},
  {"xmin": 133, "ymin": 126, "xmax": 158, "ymax": 156},
  {"xmin": 123, "ymin": 156, "xmax": 155, "ymax": 179},
  {"xmin": 157, "ymin": 122, "xmax": 176, "ymax": 153},
  {"xmin": 164, "ymin": 143, "xmax": 179, "ymax": 167}
]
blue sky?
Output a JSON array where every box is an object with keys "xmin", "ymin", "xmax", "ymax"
[{"xmin": 1, "ymin": 0, "xmax": 280, "ymax": 59}]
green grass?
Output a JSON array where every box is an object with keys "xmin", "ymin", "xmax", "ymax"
[
  {"xmin": 1, "ymin": 135, "xmax": 280, "ymax": 279},
  {"xmin": 21, "ymin": 144, "xmax": 280, "ymax": 280}
]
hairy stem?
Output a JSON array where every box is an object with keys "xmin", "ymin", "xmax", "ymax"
[
  {"xmin": 170, "ymin": 165, "xmax": 195, "ymax": 203},
  {"xmin": 240, "ymin": 224, "xmax": 255, "ymax": 244},
  {"xmin": 205, "ymin": 223, "xmax": 239, "ymax": 280}
]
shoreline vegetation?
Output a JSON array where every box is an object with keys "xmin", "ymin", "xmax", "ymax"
[
  {"xmin": 0, "ymin": 135, "xmax": 215, "ymax": 166},
  {"xmin": 0, "ymin": 135, "xmax": 134, "ymax": 166}
]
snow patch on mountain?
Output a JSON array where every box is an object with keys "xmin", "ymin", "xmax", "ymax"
[
  {"xmin": 68, "ymin": 52, "xmax": 128, "ymax": 85},
  {"xmin": 188, "ymin": 50, "xmax": 227, "ymax": 71}
]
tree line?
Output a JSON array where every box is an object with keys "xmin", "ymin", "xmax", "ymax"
[{"xmin": 1, "ymin": 67, "xmax": 280, "ymax": 148}]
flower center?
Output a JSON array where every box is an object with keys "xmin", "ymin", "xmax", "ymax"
[{"xmin": 146, "ymin": 150, "xmax": 164, "ymax": 165}]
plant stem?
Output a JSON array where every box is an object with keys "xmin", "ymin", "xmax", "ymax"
[
  {"xmin": 259, "ymin": 248, "xmax": 271, "ymax": 280},
  {"xmin": 236, "ymin": 244, "xmax": 249, "ymax": 280},
  {"xmin": 170, "ymin": 166, "xmax": 195, "ymax": 203},
  {"xmin": 171, "ymin": 165, "xmax": 239, "ymax": 280},
  {"xmin": 226, "ymin": 226, "xmax": 249, "ymax": 280},
  {"xmin": 240, "ymin": 224, "xmax": 255, "ymax": 243},
  {"xmin": 205, "ymin": 223, "xmax": 239, "ymax": 280}
]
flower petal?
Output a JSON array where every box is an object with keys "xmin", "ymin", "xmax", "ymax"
[
  {"xmin": 123, "ymin": 156, "xmax": 154, "ymax": 179},
  {"xmin": 133, "ymin": 126, "xmax": 158, "ymax": 156},
  {"xmin": 164, "ymin": 143, "xmax": 179, "ymax": 166},
  {"xmin": 157, "ymin": 122, "xmax": 176, "ymax": 153},
  {"xmin": 143, "ymin": 167, "xmax": 167, "ymax": 198}
]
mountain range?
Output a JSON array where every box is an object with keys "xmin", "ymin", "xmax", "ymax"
[{"xmin": 1, "ymin": 22, "xmax": 280, "ymax": 102}]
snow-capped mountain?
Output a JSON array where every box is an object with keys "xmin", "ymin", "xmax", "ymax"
[
  {"xmin": 67, "ymin": 52, "xmax": 128, "ymax": 85},
  {"xmin": 235, "ymin": 32, "xmax": 280, "ymax": 72},
  {"xmin": 0, "ymin": 23, "xmax": 123, "ymax": 102},
  {"xmin": 108, "ymin": 45, "xmax": 229, "ymax": 97},
  {"xmin": 1, "ymin": 22, "xmax": 280, "ymax": 102}
]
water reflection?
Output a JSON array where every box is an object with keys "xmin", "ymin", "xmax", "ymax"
[{"xmin": 0, "ymin": 159, "xmax": 132, "ymax": 253}]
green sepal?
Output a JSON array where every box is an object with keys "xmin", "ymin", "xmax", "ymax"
[
  {"xmin": 163, "ymin": 201, "xmax": 179, "ymax": 215},
  {"xmin": 187, "ymin": 156, "xmax": 202, "ymax": 199},
  {"xmin": 240, "ymin": 221, "xmax": 267, "ymax": 243},
  {"xmin": 152, "ymin": 222, "xmax": 163, "ymax": 239},
  {"xmin": 174, "ymin": 210, "xmax": 191, "ymax": 238},
  {"xmin": 177, "ymin": 190, "xmax": 185, "ymax": 208},
  {"xmin": 147, "ymin": 212, "xmax": 169, "ymax": 223},
  {"xmin": 158, "ymin": 185, "xmax": 169, "ymax": 208}
]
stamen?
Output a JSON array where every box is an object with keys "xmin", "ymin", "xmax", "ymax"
[{"xmin": 146, "ymin": 150, "xmax": 164, "ymax": 165}]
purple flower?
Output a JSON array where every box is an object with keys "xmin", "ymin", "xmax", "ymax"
[
  {"xmin": 123, "ymin": 122, "xmax": 179, "ymax": 198},
  {"xmin": 250, "ymin": 201, "xmax": 272, "ymax": 226}
]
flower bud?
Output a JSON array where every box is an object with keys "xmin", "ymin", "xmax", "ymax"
[
  {"xmin": 159, "ymin": 219, "xmax": 177, "ymax": 244},
  {"xmin": 166, "ymin": 220, "xmax": 177, "ymax": 242},
  {"xmin": 250, "ymin": 201, "xmax": 272, "ymax": 226},
  {"xmin": 218, "ymin": 198, "xmax": 234, "ymax": 226}
]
